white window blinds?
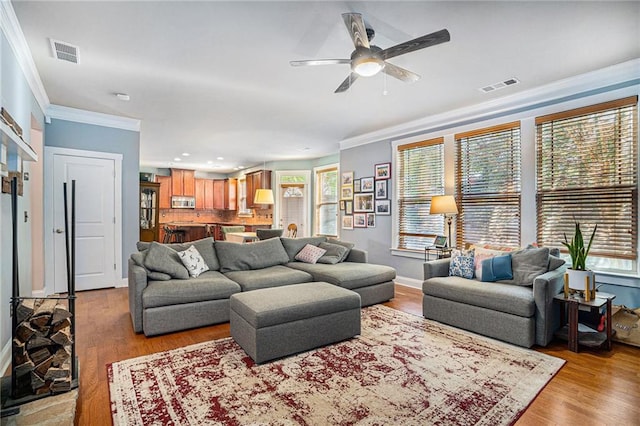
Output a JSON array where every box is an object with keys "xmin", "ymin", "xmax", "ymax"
[
  {"xmin": 397, "ymin": 138, "xmax": 444, "ymax": 250},
  {"xmin": 455, "ymin": 121, "xmax": 522, "ymax": 248},
  {"xmin": 536, "ymin": 96, "xmax": 638, "ymax": 263}
]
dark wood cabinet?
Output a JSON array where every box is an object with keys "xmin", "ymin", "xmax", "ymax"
[
  {"xmin": 246, "ymin": 170, "xmax": 271, "ymax": 208},
  {"xmin": 156, "ymin": 175, "xmax": 171, "ymax": 209},
  {"xmin": 140, "ymin": 182, "xmax": 161, "ymax": 242},
  {"xmin": 196, "ymin": 178, "xmax": 216, "ymax": 210},
  {"xmin": 195, "ymin": 178, "xmax": 206, "ymax": 209},
  {"xmin": 213, "ymin": 180, "xmax": 225, "ymax": 210},
  {"xmin": 225, "ymin": 178, "xmax": 237, "ymax": 210},
  {"xmin": 171, "ymin": 169, "xmax": 195, "ymax": 197}
]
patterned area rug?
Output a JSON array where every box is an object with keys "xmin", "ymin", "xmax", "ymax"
[{"xmin": 108, "ymin": 305, "xmax": 564, "ymax": 425}]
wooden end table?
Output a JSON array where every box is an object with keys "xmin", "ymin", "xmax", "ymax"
[{"xmin": 554, "ymin": 292, "xmax": 616, "ymax": 353}]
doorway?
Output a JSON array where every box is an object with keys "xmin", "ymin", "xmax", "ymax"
[
  {"xmin": 44, "ymin": 147, "xmax": 122, "ymax": 293},
  {"xmin": 274, "ymin": 170, "xmax": 311, "ymax": 238}
]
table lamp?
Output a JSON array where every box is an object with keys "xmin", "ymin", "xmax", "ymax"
[{"xmin": 430, "ymin": 195, "xmax": 458, "ymax": 248}]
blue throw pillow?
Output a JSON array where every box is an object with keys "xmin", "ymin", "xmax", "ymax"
[
  {"xmin": 481, "ymin": 254, "xmax": 513, "ymax": 282},
  {"xmin": 449, "ymin": 249, "xmax": 475, "ymax": 279}
]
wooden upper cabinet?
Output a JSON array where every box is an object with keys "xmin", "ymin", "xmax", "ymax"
[
  {"xmin": 212, "ymin": 179, "xmax": 225, "ymax": 210},
  {"xmin": 156, "ymin": 175, "xmax": 171, "ymax": 209},
  {"xmin": 204, "ymin": 179, "xmax": 214, "ymax": 210},
  {"xmin": 170, "ymin": 169, "xmax": 195, "ymax": 196},
  {"xmin": 195, "ymin": 178, "xmax": 206, "ymax": 209},
  {"xmin": 225, "ymin": 178, "xmax": 237, "ymax": 210},
  {"xmin": 246, "ymin": 170, "xmax": 271, "ymax": 208}
]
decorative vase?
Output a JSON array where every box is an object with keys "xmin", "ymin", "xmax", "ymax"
[{"xmin": 564, "ymin": 269, "xmax": 596, "ymax": 301}]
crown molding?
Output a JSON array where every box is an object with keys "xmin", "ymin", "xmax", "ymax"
[
  {"xmin": 46, "ymin": 104, "xmax": 141, "ymax": 132},
  {"xmin": 340, "ymin": 58, "xmax": 640, "ymax": 150},
  {"xmin": 0, "ymin": 0, "xmax": 49, "ymax": 112}
]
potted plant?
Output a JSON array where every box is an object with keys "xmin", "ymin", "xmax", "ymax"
[{"xmin": 562, "ymin": 220, "xmax": 597, "ymax": 299}]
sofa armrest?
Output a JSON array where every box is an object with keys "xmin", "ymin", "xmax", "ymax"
[
  {"xmin": 423, "ymin": 258, "xmax": 451, "ymax": 280},
  {"xmin": 345, "ymin": 248, "xmax": 368, "ymax": 263},
  {"xmin": 128, "ymin": 258, "xmax": 148, "ymax": 333},
  {"xmin": 532, "ymin": 266, "xmax": 566, "ymax": 346}
]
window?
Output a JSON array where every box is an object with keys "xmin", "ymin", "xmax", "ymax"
[
  {"xmin": 397, "ymin": 138, "xmax": 444, "ymax": 250},
  {"xmin": 536, "ymin": 96, "xmax": 638, "ymax": 272},
  {"xmin": 315, "ymin": 165, "xmax": 338, "ymax": 236},
  {"xmin": 455, "ymin": 121, "xmax": 522, "ymax": 248},
  {"xmin": 237, "ymin": 178, "xmax": 250, "ymax": 214}
]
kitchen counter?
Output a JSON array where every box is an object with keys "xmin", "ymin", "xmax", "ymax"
[{"xmin": 160, "ymin": 222, "xmax": 271, "ymax": 242}]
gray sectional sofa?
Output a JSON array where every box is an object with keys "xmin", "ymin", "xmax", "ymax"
[
  {"xmin": 128, "ymin": 236, "xmax": 396, "ymax": 336},
  {"xmin": 422, "ymin": 247, "xmax": 566, "ymax": 348}
]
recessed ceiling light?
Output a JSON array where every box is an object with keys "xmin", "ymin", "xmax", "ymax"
[
  {"xmin": 115, "ymin": 93, "xmax": 130, "ymax": 101},
  {"xmin": 174, "ymin": 157, "xmax": 181, "ymax": 161},
  {"xmin": 182, "ymin": 152, "xmax": 190, "ymax": 157},
  {"xmin": 217, "ymin": 157, "xmax": 224, "ymax": 160}
]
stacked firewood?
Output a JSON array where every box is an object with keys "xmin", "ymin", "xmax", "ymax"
[{"xmin": 13, "ymin": 297, "xmax": 73, "ymax": 395}]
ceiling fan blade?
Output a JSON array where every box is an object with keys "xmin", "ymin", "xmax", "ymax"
[
  {"xmin": 290, "ymin": 59, "xmax": 350, "ymax": 67},
  {"xmin": 335, "ymin": 73, "xmax": 359, "ymax": 93},
  {"xmin": 382, "ymin": 29, "xmax": 450, "ymax": 60},
  {"xmin": 381, "ymin": 62, "xmax": 421, "ymax": 83},
  {"xmin": 342, "ymin": 13, "xmax": 370, "ymax": 49}
]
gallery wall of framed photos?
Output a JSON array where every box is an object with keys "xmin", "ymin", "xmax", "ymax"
[{"xmin": 340, "ymin": 162, "xmax": 391, "ymax": 230}]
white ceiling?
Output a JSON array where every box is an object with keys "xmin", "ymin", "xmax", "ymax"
[{"xmin": 11, "ymin": 1, "xmax": 640, "ymax": 173}]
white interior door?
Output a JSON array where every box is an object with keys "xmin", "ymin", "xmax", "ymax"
[
  {"xmin": 51, "ymin": 154, "xmax": 116, "ymax": 292},
  {"xmin": 275, "ymin": 170, "xmax": 311, "ymax": 238}
]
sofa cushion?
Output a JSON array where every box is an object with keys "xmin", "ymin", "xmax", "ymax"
[
  {"xmin": 142, "ymin": 271, "xmax": 241, "ymax": 308},
  {"xmin": 224, "ymin": 265, "xmax": 313, "ymax": 291},
  {"xmin": 137, "ymin": 237, "xmax": 220, "ymax": 271},
  {"xmin": 280, "ymin": 237, "xmax": 327, "ymax": 262},
  {"xmin": 144, "ymin": 242, "xmax": 189, "ymax": 279},
  {"xmin": 326, "ymin": 239, "xmax": 355, "ymax": 261},
  {"xmin": 216, "ymin": 238, "xmax": 290, "ymax": 273},
  {"xmin": 423, "ymin": 276, "xmax": 535, "ymax": 318},
  {"xmin": 286, "ymin": 262, "xmax": 396, "ymax": 290},
  {"xmin": 317, "ymin": 242, "xmax": 350, "ymax": 264},
  {"xmin": 449, "ymin": 249, "xmax": 475, "ymax": 279},
  {"xmin": 178, "ymin": 245, "xmax": 209, "ymax": 278},
  {"xmin": 498, "ymin": 247, "xmax": 550, "ymax": 286},
  {"xmin": 481, "ymin": 254, "xmax": 513, "ymax": 282},
  {"xmin": 131, "ymin": 250, "xmax": 171, "ymax": 281},
  {"xmin": 549, "ymin": 255, "xmax": 566, "ymax": 271},
  {"xmin": 295, "ymin": 244, "xmax": 327, "ymax": 264}
]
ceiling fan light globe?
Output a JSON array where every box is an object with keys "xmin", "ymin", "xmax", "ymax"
[{"xmin": 354, "ymin": 59, "xmax": 384, "ymax": 77}]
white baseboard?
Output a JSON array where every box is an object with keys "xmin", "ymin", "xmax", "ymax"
[
  {"xmin": 116, "ymin": 278, "xmax": 128, "ymax": 288},
  {"xmin": 394, "ymin": 276, "xmax": 422, "ymax": 289},
  {"xmin": 1, "ymin": 339, "xmax": 11, "ymax": 377}
]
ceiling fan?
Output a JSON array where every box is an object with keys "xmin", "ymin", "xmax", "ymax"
[{"xmin": 290, "ymin": 13, "xmax": 450, "ymax": 93}]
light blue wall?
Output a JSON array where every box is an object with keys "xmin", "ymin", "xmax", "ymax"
[
  {"xmin": 45, "ymin": 118, "xmax": 140, "ymax": 275},
  {"xmin": 0, "ymin": 30, "xmax": 45, "ymax": 364}
]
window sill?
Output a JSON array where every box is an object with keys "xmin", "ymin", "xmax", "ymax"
[{"xmin": 390, "ymin": 248, "xmax": 425, "ymax": 260}]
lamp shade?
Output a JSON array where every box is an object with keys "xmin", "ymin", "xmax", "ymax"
[
  {"xmin": 430, "ymin": 195, "xmax": 458, "ymax": 215},
  {"xmin": 254, "ymin": 189, "xmax": 274, "ymax": 205}
]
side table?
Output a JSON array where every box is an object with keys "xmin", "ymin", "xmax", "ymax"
[
  {"xmin": 424, "ymin": 246, "xmax": 453, "ymax": 261},
  {"xmin": 554, "ymin": 292, "xmax": 616, "ymax": 352}
]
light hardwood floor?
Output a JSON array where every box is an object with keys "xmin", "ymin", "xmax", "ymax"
[{"xmin": 12, "ymin": 285, "xmax": 640, "ymax": 425}]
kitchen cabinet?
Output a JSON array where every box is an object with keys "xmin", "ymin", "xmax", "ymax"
[
  {"xmin": 225, "ymin": 178, "xmax": 237, "ymax": 210},
  {"xmin": 171, "ymin": 168, "xmax": 195, "ymax": 197},
  {"xmin": 246, "ymin": 170, "xmax": 271, "ymax": 208},
  {"xmin": 140, "ymin": 182, "xmax": 161, "ymax": 242},
  {"xmin": 156, "ymin": 175, "xmax": 171, "ymax": 209},
  {"xmin": 196, "ymin": 178, "xmax": 215, "ymax": 210},
  {"xmin": 213, "ymin": 180, "xmax": 224, "ymax": 210}
]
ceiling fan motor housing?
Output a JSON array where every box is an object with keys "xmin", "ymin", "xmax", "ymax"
[{"xmin": 351, "ymin": 46, "xmax": 385, "ymax": 76}]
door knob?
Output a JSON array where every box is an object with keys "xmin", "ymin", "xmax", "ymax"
[{"xmin": 55, "ymin": 228, "xmax": 64, "ymax": 234}]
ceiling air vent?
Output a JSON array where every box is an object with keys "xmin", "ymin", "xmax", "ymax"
[
  {"xmin": 479, "ymin": 77, "xmax": 520, "ymax": 93},
  {"xmin": 49, "ymin": 39, "xmax": 80, "ymax": 64}
]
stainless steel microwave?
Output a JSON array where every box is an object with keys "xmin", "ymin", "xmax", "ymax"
[{"xmin": 171, "ymin": 196, "xmax": 195, "ymax": 209}]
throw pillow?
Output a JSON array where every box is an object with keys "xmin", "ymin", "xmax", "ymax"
[
  {"xmin": 130, "ymin": 250, "xmax": 171, "ymax": 281},
  {"xmin": 178, "ymin": 245, "xmax": 210, "ymax": 278},
  {"xmin": 498, "ymin": 247, "xmax": 550, "ymax": 286},
  {"xmin": 280, "ymin": 237, "xmax": 328, "ymax": 262},
  {"xmin": 548, "ymin": 255, "xmax": 566, "ymax": 271},
  {"xmin": 143, "ymin": 242, "xmax": 189, "ymax": 280},
  {"xmin": 295, "ymin": 244, "xmax": 327, "ymax": 264},
  {"xmin": 449, "ymin": 249, "xmax": 475, "ymax": 279},
  {"xmin": 481, "ymin": 254, "xmax": 513, "ymax": 282},
  {"xmin": 317, "ymin": 242, "xmax": 349, "ymax": 264},
  {"xmin": 326, "ymin": 238, "xmax": 355, "ymax": 261},
  {"xmin": 472, "ymin": 247, "xmax": 507, "ymax": 279}
]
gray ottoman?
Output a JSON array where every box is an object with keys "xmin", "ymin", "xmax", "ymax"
[{"xmin": 230, "ymin": 282, "xmax": 361, "ymax": 363}]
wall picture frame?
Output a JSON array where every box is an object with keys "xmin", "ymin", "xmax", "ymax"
[
  {"xmin": 367, "ymin": 213, "xmax": 376, "ymax": 228},
  {"xmin": 345, "ymin": 200, "xmax": 353, "ymax": 215},
  {"xmin": 341, "ymin": 185, "xmax": 353, "ymax": 200},
  {"xmin": 375, "ymin": 180, "xmax": 387, "ymax": 199},
  {"xmin": 340, "ymin": 200, "xmax": 345, "ymax": 210},
  {"xmin": 342, "ymin": 215, "xmax": 353, "ymax": 230},
  {"xmin": 353, "ymin": 193, "xmax": 374, "ymax": 212},
  {"xmin": 361, "ymin": 176, "xmax": 374, "ymax": 192},
  {"xmin": 353, "ymin": 178, "xmax": 361, "ymax": 193},
  {"xmin": 341, "ymin": 171, "xmax": 354, "ymax": 186},
  {"xmin": 375, "ymin": 163, "xmax": 391, "ymax": 180},
  {"xmin": 375, "ymin": 199, "xmax": 391, "ymax": 215},
  {"xmin": 353, "ymin": 213, "xmax": 367, "ymax": 228}
]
